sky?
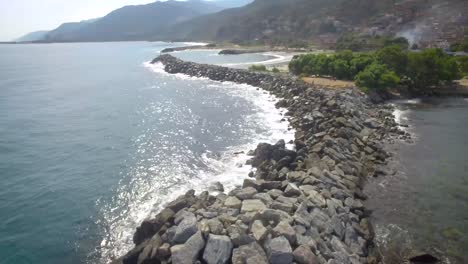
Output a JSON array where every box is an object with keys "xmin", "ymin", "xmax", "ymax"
[{"xmin": 0, "ymin": 0, "xmax": 160, "ymax": 41}]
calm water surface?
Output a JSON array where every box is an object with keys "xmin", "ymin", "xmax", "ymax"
[{"xmin": 366, "ymin": 98, "xmax": 468, "ymax": 264}]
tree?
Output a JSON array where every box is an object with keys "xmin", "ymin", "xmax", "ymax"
[
  {"xmin": 332, "ymin": 59, "xmax": 351, "ymax": 79},
  {"xmin": 376, "ymin": 45, "xmax": 408, "ymax": 75},
  {"xmin": 355, "ymin": 63, "xmax": 400, "ymax": 90},
  {"xmin": 406, "ymin": 49, "xmax": 461, "ymax": 89},
  {"xmin": 350, "ymin": 53, "xmax": 375, "ymax": 77}
]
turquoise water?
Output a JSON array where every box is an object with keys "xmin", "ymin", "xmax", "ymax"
[
  {"xmin": 0, "ymin": 42, "xmax": 292, "ymax": 264},
  {"xmin": 366, "ymin": 98, "xmax": 468, "ymax": 264}
]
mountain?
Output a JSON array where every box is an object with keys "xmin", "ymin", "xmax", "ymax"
[
  {"xmin": 15, "ymin": 31, "xmax": 50, "ymax": 42},
  {"xmin": 214, "ymin": 0, "xmax": 253, "ymax": 8},
  {"xmin": 43, "ymin": 0, "xmax": 226, "ymax": 42},
  {"xmin": 44, "ymin": 18, "xmax": 100, "ymax": 42},
  {"xmin": 164, "ymin": 0, "xmax": 468, "ymax": 48}
]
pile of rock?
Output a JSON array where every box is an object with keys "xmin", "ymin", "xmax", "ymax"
[{"xmin": 113, "ymin": 55, "xmax": 405, "ymax": 264}]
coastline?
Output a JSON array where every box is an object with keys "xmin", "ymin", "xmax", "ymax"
[{"xmin": 113, "ymin": 54, "xmax": 403, "ymax": 264}]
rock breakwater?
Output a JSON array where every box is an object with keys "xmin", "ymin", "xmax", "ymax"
[{"xmin": 113, "ymin": 54, "xmax": 403, "ymax": 264}]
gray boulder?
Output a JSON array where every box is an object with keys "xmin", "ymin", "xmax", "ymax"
[
  {"xmin": 171, "ymin": 231, "xmax": 205, "ymax": 264},
  {"xmin": 232, "ymin": 242, "xmax": 269, "ymax": 264},
  {"xmin": 235, "ymin": 187, "xmax": 258, "ymax": 200},
  {"xmin": 203, "ymin": 234, "xmax": 233, "ymax": 264},
  {"xmin": 172, "ymin": 212, "xmax": 198, "ymax": 244},
  {"xmin": 293, "ymin": 245, "xmax": 319, "ymax": 264},
  {"xmin": 241, "ymin": 199, "xmax": 267, "ymax": 213},
  {"xmin": 264, "ymin": 236, "xmax": 293, "ymax": 264}
]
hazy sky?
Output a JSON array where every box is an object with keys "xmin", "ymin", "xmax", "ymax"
[{"xmin": 0, "ymin": 0, "xmax": 160, "ymax": 41}]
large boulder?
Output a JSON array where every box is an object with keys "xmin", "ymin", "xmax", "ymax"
[
  {"xmin": 293, "ymin": 245, "xmax": 319, "ymax": 264},
  {"xmin": 224, "ymin": 196, "xmax": 242, "ymax": 209},
  {"xmin": 250, "ymin": 142, "xmax": 296, "ymax": 167},
  {"xmin": 203, "ymin": 234, "xmax": 233, "ymax": 264},
  {"xmin": 133, "ymin": 208, "xmax": 175, "ymax": 245},
  {"xmin": 264, "ymin": 236, "xmax": 293, "ymax": 264},
  {"xmin": 232, "ymin": 242, "xmax": 269, "ymax": 264},
  {"xmin": 171, "ymin": 231, "xmax": 205, "ymax": 264},
  {"xmin": 241, "ymin": 199, "xmax": 267, "ymax": 213},
  {"xmin": 172, "ymin": 212, "xmax": 198, "ymax": 244}
]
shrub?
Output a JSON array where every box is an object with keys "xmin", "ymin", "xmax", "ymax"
[
  {"xmin": 249, "ymin": 64, "xmax": 267, "ymax": 72},
  {"xmin": 355, "ymin": 63, "xmax": 400, "ymax": 90},
  {"xmin": 456, "ymin": 56, "xmax": 468, "ymax": 77},
  {"xmin": 450, "ymin": 39, "xmax": 468, "ymax": 52},
  {"xmin": 406, "ymin": 49, "xmax": 461, "ymax": 88},
  {"xmin": 376, "ymin": 45, "xmax": 408, "ymax": 75},
  {"xmin": 272, "ymin": 67, "xmax": 280, "ymax": 73}
]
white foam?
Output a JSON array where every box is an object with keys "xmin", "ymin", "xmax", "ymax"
[
  {"xmin": 180, "ymin": 42, "xmax": 209, "ymax": 46},
  {"xmin": 97, "ymin": 62, "xmax": 295, "ymax": 263}
]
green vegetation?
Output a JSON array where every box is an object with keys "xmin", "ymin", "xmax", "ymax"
[
  {"xmin": 248, "ymin": 65, "xmax": 283, "ymax": 74},
  {"xmin": 355, "ymin": 63, "xmax": 400, "ymax": 91},
  {"xmin": 336, "ymin": 34, "xmax": 409, "ymax": 51},
  {"xmin": 450, "ymin": 39, "xmax": 468, "ymax": 52},
  {"xmin": 289, "ymin": 46, "xmax": 464, "ymax": 92},
  {"xmin": 248, "ymin": 64, "xmax": 267, "ymax": 72},
  {"xmin": 455, "ymin": 56, "xmax": 468, "ymax": 77},
  {"xmin": 441, "ymin": 227, "xmax": 463, "ymax": 241}
]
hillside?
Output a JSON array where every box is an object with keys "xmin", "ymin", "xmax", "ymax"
[
  {"xmin": 165, "ymin": 0, "xmax": 468, "ymax": 48},
  {"xmin": 42, "ymin": 0, "xmax": 226, "ymax": 42},
  {"xmin": 15, "ymin": 30, "xmax": 50, "ymax": 42}
]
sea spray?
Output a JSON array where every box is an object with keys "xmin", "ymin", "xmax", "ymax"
[{"xmin": 96, "ymin": 62, "xmax": 294, "ymax": 263}]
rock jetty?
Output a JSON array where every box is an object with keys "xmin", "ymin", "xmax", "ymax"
[{"xmin": 113, "ymin": 54, "xmax": 404, "ymax": 264}]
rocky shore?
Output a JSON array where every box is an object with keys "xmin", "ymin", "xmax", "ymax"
[
  {"xmin": 112, "ymin": 54, "xmax": 405, "ymax": 264},
  {"xmin": 161, "ymin": 44, "xmax": 216, "ymax": 53}
]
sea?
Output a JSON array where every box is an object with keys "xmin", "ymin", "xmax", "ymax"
[
  {"xmin": 1, "ymin": 42, "xmax": 467, "ymax": 264},
  {"xmin": 0, "ymin": 42, "xmax": 294, "ymax": 264},
  {"xmin": 366, "ymin": 98, "xmax": 468, "ymax": 264}
]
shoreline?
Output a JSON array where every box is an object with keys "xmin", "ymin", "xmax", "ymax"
[{"xmin": 113, "ymin": 54, "xmax": 404, "ymax": 264}]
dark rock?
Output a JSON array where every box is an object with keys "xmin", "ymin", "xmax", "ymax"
[
  {"xmin": 133, "ymin": 208, "xmax": 175, "ymax": 245},
  {"xmin": 264, "ymin": 236, "xmax": 293, "ymax": 264},
  {"xmin": 293, "ymin": 245, "xmax": 319, "ymax": 264},
  {"xmin": 172, "ymin": 212, "xmax": 198, "ymax": 244},
  {"xmin": 203, "ymin": 234, "xmax": 233, "ymax": 264},
  {"xmin": 409, "ymin": 253, "xmax": 439, "ymax": 263},
  {"xmin": 171, "ymin": 231, "xmax": 205, "ymax": 264},
  {"xmin": 123, "ymin": 241, "xmax": 149, "ymax": 264}
]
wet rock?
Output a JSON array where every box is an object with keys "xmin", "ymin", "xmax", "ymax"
[
  {"xmin": 235, "ymin": 187, "xmax": 258, "ymax": 200},
  {"xmin": 210, "ymin": 182, "xmax": 225, "ymax": 192},
  {"xmin": 133, "ymin": 208, "xmax": 175, "ymax": 245},
  {"xmin": 122, "ymin": 241, "xmax": 149, "ymax": 264},
  {"xmin": 171, "ymin": 231, "xmax": 205, "ymax": 264},
  {"xmin": 203, "ymin": 234, "xmax": 233, "ymax": 264},
  {"xmin": 172, "ymin": 212, "xmax": 198, "ymax": 244},
  {"xmin": 137, "ymin": 235, "xmax": 162, "ymax": 264},
  {"xmin": 264, "ymin": 236, "xmax": 293, "ymax": 264}
]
